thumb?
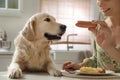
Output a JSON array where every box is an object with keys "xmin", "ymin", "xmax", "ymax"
[
  {"xmin": 88, "ymin": 27, "xmax": 97, "ymax": 35},
  {"xmin": 96, "ymin": 21, "xmax": 107, "ymax": 27}
]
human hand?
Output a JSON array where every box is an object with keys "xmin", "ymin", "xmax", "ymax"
[
  {"xmin": 88, "ymin": 20, "xmax": 113, "ymax": 49},
  {"xmin": 62, "ymin": 61, "xmax": 80, "ymax": 71}
]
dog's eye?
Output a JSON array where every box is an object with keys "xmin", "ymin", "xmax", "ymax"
[{"xmin": 44, "ymin": 18, "xmax": 50, "ymax": 22}]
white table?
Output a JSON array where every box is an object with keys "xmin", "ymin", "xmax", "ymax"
[{"xmin": 0, "ymin": 71, "xmax": 120, "ymax": 80}]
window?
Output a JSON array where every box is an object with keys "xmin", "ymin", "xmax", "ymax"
[
  {"xmin": 0, "ymin": 0, "xmax": 23, "ymax": 16},
  {"xmin": 40, "ymin": 0, "xmax": 90, "ymax": 43}
]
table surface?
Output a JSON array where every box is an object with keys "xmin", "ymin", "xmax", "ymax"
[{"xmin": 0, "ymin": 71, "xmax": 120, "ymax": 80}]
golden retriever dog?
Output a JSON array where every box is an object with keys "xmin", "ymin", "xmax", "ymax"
[{"xmin": 8, "ymin": 13, "xmax": 66, "ymax": 79}]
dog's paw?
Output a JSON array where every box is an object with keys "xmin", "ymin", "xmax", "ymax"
[
  {"xmin": 8, "ymin": 68, "xmax": 22, "ymax": 79},
  {"xmin": 48, "ymin": 69, "xmax": 62, "ymax": 76}
]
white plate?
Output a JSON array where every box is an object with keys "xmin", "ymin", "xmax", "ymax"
[
  {"xmin": 75, "ymin": 70, "xmax": 114, "ymax": 76},
  {"xmin": 61, "ymin": 70, "xmax": 120, "ymax": 79}
]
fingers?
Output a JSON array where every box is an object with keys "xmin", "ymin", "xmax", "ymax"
[
  {"xmin": 75, "ymin": 20, "xmax": 106, "ymax": 35},
  {"xmin": 97, "ymin": 21, "xmax": 107, "ymax": 26},
  {"xmin": 88, "ymin": 27, "xmax": 97, "ymax": 35},
  {"xmin": 62, "ymin": 61, "xmax": 77, "ymax": 71},
  {"xmin": 96, "ymin": 32, "xmax": 105, "ymax": 44},
  {"xmin": 88, "ymin": 22, "xmax": 103, "ymax": 36},
  {"xmin": 62, "ymin": 61, "xmax": 72, "ymax": 70},
  {"xmin": 92, "ymin": 20, "xmax": 107, "ymax": 27},
  {"xmin": 64, "ymin": 64, "xmax": 74, "ymax": 70}
]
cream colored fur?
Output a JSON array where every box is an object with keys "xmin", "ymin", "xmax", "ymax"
[{"xmin": 8, "ymin": 13, "xmax": 64, "ymax": 79}]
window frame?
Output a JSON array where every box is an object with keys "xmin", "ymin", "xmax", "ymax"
[
  {"xmin": 40, "ymin": 0, "xmax": 91, "ymax": 43},
  {"xmin": 0, "ymin": 0, "xmax": 23, "ymax": 16}
]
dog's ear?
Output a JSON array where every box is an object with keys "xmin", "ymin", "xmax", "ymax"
[{"xmin": 22, "ymin": 16, "xmax": 37, "ymax": 41}]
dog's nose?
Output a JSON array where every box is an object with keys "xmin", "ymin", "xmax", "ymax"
[{"xmin": 60, "ymin": 25, "xmax": 66, "ymax": 30}]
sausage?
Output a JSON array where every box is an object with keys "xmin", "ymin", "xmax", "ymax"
[{"xmin": 76, "ymin": 21, "xmax": 97, "ymax": 28}]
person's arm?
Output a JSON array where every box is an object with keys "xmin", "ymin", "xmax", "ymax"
[
  {"xmin": 78, "ymin": 55, "xmax": 97, "ymax": 68},
  {"xmin": 103, "ymin": 46, "xmax": 120, "ymax": 63},
  {"xmin": 78, "ymin": 39, "xmax": 97, "ymax": 68},
  {"xmin": 88, "ymin": 21, "xmax": 120, "ymax": 63}
]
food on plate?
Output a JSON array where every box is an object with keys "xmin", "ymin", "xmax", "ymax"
[
  {"xmin": 80, "ymin": 67, "xmax": 105, "ymax": 74},
  {"xmin": 76, "ymin": 21, "xmax": 97, "ymax": 28},
  {"xmin": 97, "ymin": 67, "xmax": 106, "ymax": 73}
]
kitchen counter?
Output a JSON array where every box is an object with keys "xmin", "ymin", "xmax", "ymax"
[
  {"xmin": 51, "ymin": 41, "xmax": 90, "ymax": 44},
  {"xmin": 0, "ymin": 50, "xmax": 13, "ymax": 55},
  {"xmin": 0, "ymin": 71, "xmax": 120, "ymax": 80},
  {"xmin": 0, "ymin": 50, "xmax": 13, "ymax": 71},
  {"xmin": 0, "ymin": 51, "xmax": 120, "ymax": 80}
]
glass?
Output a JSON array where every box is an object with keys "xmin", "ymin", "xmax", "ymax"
[
  {"xmin": 8, "ymin": 0, "xmax": 18, "ymax": 9},
  {"xmin": 0, "ymin": 0, "xmax": 5, "ymax": 8},
  {"xmin": 2, "ymin": 41, "xmax": 11, "ymax": 50}
]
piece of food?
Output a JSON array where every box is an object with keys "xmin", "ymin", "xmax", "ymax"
[
  {"xmin": 80, "ymin": 67, "xmax": 105, "ymax": 74},
  {"xmin": 76, "ymin": 21, "xmax": 97, "ymax": 28},
  {"xmin": 97, "ymin": 68, "xmax": 105, "ymax": 73}
]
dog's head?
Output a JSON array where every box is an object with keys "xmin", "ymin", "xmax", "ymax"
[{"xmin": 22, "ymin": 13, "xmax": 66, "ymax": 41}]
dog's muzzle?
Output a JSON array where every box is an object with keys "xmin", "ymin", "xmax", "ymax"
[{"xmin": 44, "ymin": 25, "xmax": 66, "ymax": 40}]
